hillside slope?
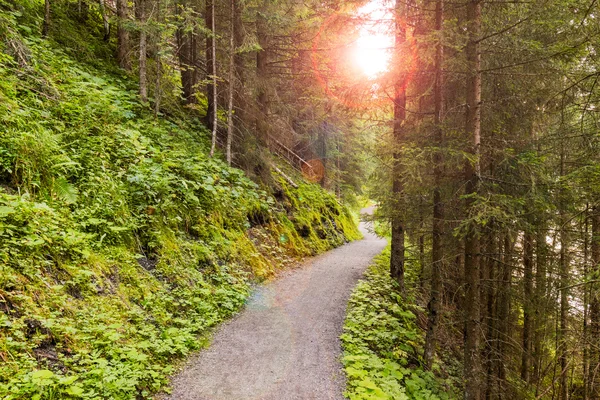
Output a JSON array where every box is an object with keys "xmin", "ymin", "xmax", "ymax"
[{"xmin": 0, "ymin": 10, "xmax": 360, "ymax": 400}]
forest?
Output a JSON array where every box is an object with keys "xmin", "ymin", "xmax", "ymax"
[{"xmin": 1, "ymin": 0, "xmax": 600, "ymax": 399}]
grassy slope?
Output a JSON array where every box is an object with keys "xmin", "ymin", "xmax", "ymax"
[
  {"xmin": 0, "ymin": 8, "xmax": 360, "ymax": 400},
  {"xmin": 341, "ymin": 248, "xmax": 459, "ymax": 400}
]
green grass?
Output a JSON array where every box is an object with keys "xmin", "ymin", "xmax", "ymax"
[
  {"xmin": 341, "ymin": 248, "xmax": 457, "ymax": 400},
  {"xmin": 0, "ymin": 8, "xmax": 360, "ymax": 399}
]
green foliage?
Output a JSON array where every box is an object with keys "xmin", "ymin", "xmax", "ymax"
[
  {"xmin": 341, "ymin": 249, "xmax": 457, "ymax": 400},
  {"xmin": 0, "ymin": 14, "xmax": 359, "ymax": 400}
]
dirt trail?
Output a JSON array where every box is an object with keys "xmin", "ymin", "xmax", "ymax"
[{"xmin": 165, "ymin": 208, "xmax": 386, "ymax": 400}]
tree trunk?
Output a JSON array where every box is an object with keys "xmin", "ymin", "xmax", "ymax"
[
  {"xmin": 390, "ymin": 0, "xmax": 407, "ymax": 292},
  {"xmin": 99, "ymin": 0, "xmax": 110, "ymax": 42},
  {"xmin": 558, "ymin": 151, "xmax": 569, "ymax": 400},
  {"xmin": 583, "ymin": 211, "xmax": 590, "ymax": 400},
  {"xmin": 521, "ymin": 230, "xmax": 534, "ymax": 383},
  {"xmin": 256, "ymin": 1, "xmax": 269, "ymax": 141},
  {"xmin": 205, "ymin": 0, "xmax": 216, "ymax": 132},
  {"xmin": 533, "ymin": 228, "xmax": 548, "ymax": 393},
  {"xmin": 154, "ymin": 0, "xmax": 162, "ymax": 116},
  {"xmin": 496, "ymin": 234, "xmax": 513, "ymax": 396},
  {"xmin": 176, "ymin": 1, "xmax": 199, "ymax": 104},
  {"xmin": 209, "ymin": 0, "xmax": 218, "ymax": 157},
  {"xmin": 116, "ymin": 0, "xmax": 131, "ymax": 70},
  {"xmin": 42, "ymin": 0, "xmax": 51, "ymax": 37},
  {"xmin": 226, "ymin": 0, "xmax": 235, "ymax": 165},
  {"xmin": 424, "ymin": 0, "xmax": 444, "ymax": 368},
  {"xmin": 463, "ymin": 0, "xmax": 483, "ymax": 397},
  {"xmin": 136, "ymin": 0, "xmax": 148, "ymax": 102},
  {"xmin": 232, "ymin": 0, "xmax": 246, "ymax": 129},
  {"xmin": 590, "ymin": 207, "xmax": 600, "ymax": 397}
]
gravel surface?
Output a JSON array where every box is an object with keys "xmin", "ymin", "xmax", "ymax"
[{"xmin": 164, "ymin": 208, "xmax": 386, "ymax": 400}]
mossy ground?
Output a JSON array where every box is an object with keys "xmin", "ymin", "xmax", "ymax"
[{"xmin": 0, "ymin": 8, "xmax": 359, "ymax": 400}]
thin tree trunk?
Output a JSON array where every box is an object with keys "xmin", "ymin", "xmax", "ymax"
[
  {"xmin": 534, "ymin": 228, "xmax": 548, "ymax": 393},
  {"xmin": 424, "ymin": 0, "xmax": 444, "ymax": 368},
  {"xmin": 559, "ymin": 151, "xmax": 569, "ymax": 400},
  {"xmin": 496, "ymin": 234, "xmax": 513, "ymax": 396},
  {"xmin": 226, "ymin": 0, "xmax": 235, "ymax": 165},
  {"xmin": 99, "ymin": 0, "xmax": 110, "ymax": 42},
  {"xmin": 464, "ymin": 0, "xmax": 483, "ymax": 397},
  {"xmin": 256, "ymin": 1, "xmax": 269, "ymax": 141},
  {"xmin": 590, "ymin": 206, "xmax": 600, "ymax": 397},
  {"xmin": 583, "ymin": 210, "xmax": 590, "ymax": 400},
  {"xmin": 116, "ymin": 0, "xmax": 131, "ymax": 70},
  {"xmin": 137, "ymin": 0, "xmax": 148, "ymax": 102},
  {"xmin": 205, "ymin": 0, "xmax": 216, "ymax": 132},
  {"xmin": 176, "ymin": 1, "xmax": 199, "ymax": 104},
  {"xmin": 232, "ymin": 0, "xmax": 245, "ymax": 126},
  {"xmin": 42, "ymin": 0, "xmax": 51, "ymax": 37},
  {"xmin": 522, "ymin": 230, "xmax": 534, "ymax": 383},
  {"xmin": 390, "ymin": 0, "xmax": 407, "ymax": 292},
  {"xmin": 209, "ymin": 0, "xmax": 218, "ymax": 157},
  {"xmin": 154, "ymin": 0, "xmax": 162, "ymax": 116}
]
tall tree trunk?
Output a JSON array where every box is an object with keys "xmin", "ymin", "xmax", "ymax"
[
  {"xmin": 256, "ymin": 1, "xmax": 269, "ymax": 141},
  {"xmin": 209, "ymin": 0, "xmax": 218, "ymax": 157},
  {"xmin": 99, "ymin": 0, "xmax": 110, "ymax": 42},
  {"xmin": 42, "ymin": 0, "xmax": 51, "ymax": 37},
  {"xmin": 154, "ymin": 0, "xmax": 162, "ymax": 116},
  {"xmin": 390, "ymin": 0, "xmax": 407, "ymax": 292},
  {"xmin": 590, "ymin": 206, "xmax": 600, "ymax": 397},
  {"xmin": 521, "ymin": 230, "xmax": 534, "ymax": 383},
  {"xmin": 232, "ymin": 0, "xmax": 246, "ymax": 130},
  {"xmin": 533, "ymin": 228, "xmax": 548, "ymax": 393},
  {"xmin": 583, "ymin": 210, "xmax": 590, "ymax": 400},
  {"xmin": 424, "ymin": 0, "xmax": 444, "ymax": 368},
  {"xmin": 496, "ymin": 234, "xmax": 513, "ymax": 396},
  {"xmin": 463, "ymin": 0, "xmax": 483, "ymax": 397},
  {"xmin": 559, "ymin": 151, "xmax": 569, "ymax": 400},
  {"xmin": 116, "ymin": 0, "xmax": 131, "ymax": 70},
  {"xmin": 226, "ymin": 0, "xmax": 235, "ymax": 165},
  {"xmin": 176, "ymin": 1, "xmax": 199, "ymax": 104},
  {"xmin": 136, "ymin": 0, "xmax": 148, "ymax": 102},
  {"xmin": 205, "ymin": 0, "xmax": 216, "ymax": 132},
  {"xmin": 484, "ymin": 233, "xmax": 497, "ymax": 399}
]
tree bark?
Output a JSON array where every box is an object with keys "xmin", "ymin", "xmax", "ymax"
[
  {"xmin": 205, "ymin": 0, "xmax": 216, "ymax": 133},
  {"xmin": 390, "ymin": 0, "xmax": 407, "ymax": 292},
  {"xmin": 176, "ymin": 1, "xmax": 199, "ymax": 104},
  {"xmin": 209, "ymin": 0, "xmax": 218, "ymax": 157},
  {"xmin": 136, "ymin": 0, "xmax": 148, "ymax": 102},
  {"xmin": 226, "ymin": 0, "xmax": 235, "ymax": 165},
  {"xmin": 521, "ymin": 230, "xmax": 534, "ymax": 383},
  {"xmin": 99, "ymin": 0, "xmax": 111, "ymax": 42},
  {"xmin": 116, "ymin": 0, "xmax": 131, "ymax": 70},
  {"xmin": 42, "ymin": 0, "xmax": 51, "ymax": 37},
  {"xmin": 590, "ymin": 207, "xmax": 600, "ymax": 397},
  {"xmin": 424, "ymin": 0, "xmax": 444, "ymax": 368},
  {"xmin": 256, "ymin": 1, "xmax": 269, "ymax": 141},
  {"xmin": 463, "ymin": 0, "xmax": 483, "ymax": 397},
  {"xmin": 559, "ymin": 151, "xmax": 569, "ymax": 400}
]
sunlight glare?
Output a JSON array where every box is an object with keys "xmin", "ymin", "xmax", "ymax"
[{"xmin": 354, "ymin": 1, "xmax": 394, "ymax": 78}]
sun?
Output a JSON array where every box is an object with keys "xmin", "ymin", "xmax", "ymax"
[{"xmin": 353, "ymin": 1, "xmax": 394, "ymax": 78}]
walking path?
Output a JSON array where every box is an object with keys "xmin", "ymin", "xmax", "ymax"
[{"xmin": 165, "ymin": 208, "xmax": 386, "ymax": 400}]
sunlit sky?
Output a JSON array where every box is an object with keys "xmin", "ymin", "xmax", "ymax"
[{"xmin": 354, "ymin": 1, "xmax": 394, "ymax": 78}]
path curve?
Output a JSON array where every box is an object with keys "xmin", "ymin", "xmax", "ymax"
[{"xmin": 165, "ymin": 208, "xmax": 386, "ymax": 400}]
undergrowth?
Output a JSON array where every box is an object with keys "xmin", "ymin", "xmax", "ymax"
[
  {"xmin": 341, "ymin": 248, "xmax": 458, "ymax": 400},
  {"xmin": 0, "ymin": 6, "xmax": 359, "ymax": 400}
]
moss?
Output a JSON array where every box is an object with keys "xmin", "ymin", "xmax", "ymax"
[{"xmin": 0, "ymin": 18, "xmax": 360, "ymax": 400}]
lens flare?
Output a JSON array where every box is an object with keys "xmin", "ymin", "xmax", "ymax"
[{"xmin": 354, "ymin": 1, "xmax": 394, "ymax": 78}]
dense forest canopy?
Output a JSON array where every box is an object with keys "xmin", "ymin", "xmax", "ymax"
[{"xmin": 1, "ymin": 0, "xmax": 600, "ymax": 398}]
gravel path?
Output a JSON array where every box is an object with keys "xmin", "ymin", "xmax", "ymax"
[{"xmin": 165, "ymin": 208, "xmax": 386, "ymax": 400}]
